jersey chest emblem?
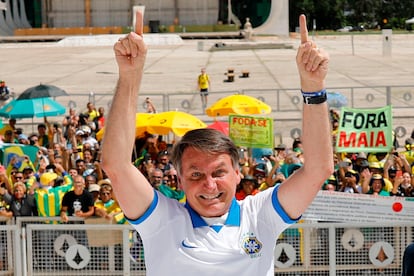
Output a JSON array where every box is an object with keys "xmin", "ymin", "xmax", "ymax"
[{"xmin": 242, "ymin": 233, "xmax": 263, "ymax": 257}]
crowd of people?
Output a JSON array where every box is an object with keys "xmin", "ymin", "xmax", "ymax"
[
  {"xmin": 0, "ymin": 44, "xmax": 412, "ymax": 226},
  {"xmin": 0, "ymin": 102, "xmax": 125, "ymax": 225},
  {"xmin": 133, "ymin": 122, "xmax": 414, "ymax": 202},
  {"xmin": 0, "ymin": 12, "xmax": 413, "ymax": 273},
  {"xmin": 1, "ymin": 96, "xmax": 412, "ymax": 225}
]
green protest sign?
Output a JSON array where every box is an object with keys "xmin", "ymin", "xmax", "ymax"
[
  {"xmin": 336, "ymin": 106, "xmax": 393, "ymax": 153},
  {"xmin": 229, "ymin": 114, "xmax": 273, "ymax": 148}
]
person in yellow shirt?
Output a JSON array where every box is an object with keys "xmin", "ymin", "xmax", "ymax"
[
  {"xmin": 94, "ymin": 183, "xmax": 126, "ymax": 224},
  {"xmin": 85, "ymin": 102, "xmax": 100, "ymax": 122},
  {"xmin": 197, "ymin": 68, "xmax": 210, "ymax": 109},
  {"xmin": 0, "ymin": 118, "xmax": 16, "ymax": 136}
]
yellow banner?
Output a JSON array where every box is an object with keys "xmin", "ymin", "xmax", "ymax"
[{"xmin": 229, "ymin": 115, "xmax": 273, "ymax": 148}]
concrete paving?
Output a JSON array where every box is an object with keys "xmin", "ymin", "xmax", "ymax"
[{"xmin": 1, "ymin": 32, "xmax": 414, "ymax": 144}]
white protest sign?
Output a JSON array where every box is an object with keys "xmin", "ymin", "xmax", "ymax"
[{"xmin": 303, "ymin": 191, "xmax": 414, "ymax": 222}]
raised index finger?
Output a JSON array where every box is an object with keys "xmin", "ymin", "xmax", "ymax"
[
  {"xmin": 299, "ymin": 14, "xmax": 308, "ymax": 44},
  {"xmin": 135, "ymin": 10, "xmax": 143, "ymax": 36}
]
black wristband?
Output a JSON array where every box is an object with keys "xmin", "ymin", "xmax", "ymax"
[{"xmin": 302, "ymin": 89, "xmax": 327, "ymax": 105}]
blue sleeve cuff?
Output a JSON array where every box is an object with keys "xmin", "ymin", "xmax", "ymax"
[
  {"xmin": 271, "ymin": 184, "xmax": 301, "ymax": 224},
  {"xmin": 126, "ymin": 189, "xmax": 158, "ymax": 225}
]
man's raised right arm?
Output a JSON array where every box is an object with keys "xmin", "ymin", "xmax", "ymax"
[{"xmin": 101, "ymin": 11, "xmax": 154, "ymax": 220}]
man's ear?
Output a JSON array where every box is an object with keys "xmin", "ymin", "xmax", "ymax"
[{"xmin": 235, "ymin": 168, "xmax": 242, "ymax": 185}]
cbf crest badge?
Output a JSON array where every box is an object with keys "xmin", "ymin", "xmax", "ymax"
[{"xmin": 241, "ymin": 233, "xmax": 263, "ymax": 258}]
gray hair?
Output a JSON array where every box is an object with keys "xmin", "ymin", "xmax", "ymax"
[{"xmin": 170, "ymin": 128, "xmax": 239, "ymax": 175}]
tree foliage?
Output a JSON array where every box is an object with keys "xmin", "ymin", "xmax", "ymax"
[{"xmin": 289, "ymin": 0, "xmax": 414, "ymax": 31}]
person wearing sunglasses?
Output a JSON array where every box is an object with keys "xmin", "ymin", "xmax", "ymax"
[{"xmin": 94, "ymin": 183, "xmax": 126, "ymax": 224}]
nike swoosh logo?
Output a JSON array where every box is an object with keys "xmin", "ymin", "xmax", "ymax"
[{"xmin": 181, "ymin": 240, "xmax": 198, "ymax": 249}]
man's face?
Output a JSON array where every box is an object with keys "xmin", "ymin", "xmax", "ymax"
[
  {"xmin": 69, "ymin": 169, "xmax": 78, "ymax": 177},
  {"xmin": 76, "ymin": 161, "xmax": 86, "ymax": 172},
  {"xmin": 4, "ymin": 131, "xmax": 12, "ymax": 142},
  {"xmin": 150, "ymin": 171, "xmax": 163, "ymax": 187},
  {"xmin": 73, "ymin": 179, "xmax": 85, "ymax": 195},
  {"xmin": 38, "ymin": 127, "xmax": 46, "ymax": 135},
  {"xmin": 14, "ymin": 173, "xmax": 24, "ymax": 183},
  {"xmin": 159, "ymin": 154, "xmax": 169, "ymax": 165},
  {"xmin": 179, "ymin": 147, "xmax": 240, "ymax": 218},
  {"xmin": 23, "ymin": 170, "xmax": 34, "ymax": 179},
  {"xmin": 85, "ymin": 175, "xmax": 95, "ymax": 185}
]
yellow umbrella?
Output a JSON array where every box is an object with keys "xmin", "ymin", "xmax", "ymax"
[
  {"xmin": 205, "ymin": 94, "xmax": 271, "ymax": 117},
  {"xmin": 95, "ymin": 113, "xmax": 155, "ymax": 141},
  {"xmin": 146, "ymin": 111, "xmax": 206, "ymax": 137}
]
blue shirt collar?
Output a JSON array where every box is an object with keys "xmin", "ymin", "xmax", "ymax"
[{"xmin": 184, "ymin": 198, "xmax": 240, "ymax": 229}]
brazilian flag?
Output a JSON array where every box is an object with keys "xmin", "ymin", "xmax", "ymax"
[{"xmin": 0, "ymin": 143, "xmax": 38, "ymax": 170}]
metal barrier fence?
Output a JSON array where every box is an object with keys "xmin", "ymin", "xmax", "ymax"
[
  {"xmin": 10, "ymin": 84, "xmax": 414, "ymax": 145},
  {"xmin": 0, "ymin": 217, "xmax": 412, "ymax": 275}
]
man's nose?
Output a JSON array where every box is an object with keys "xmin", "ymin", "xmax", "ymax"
[{"xmin": 204, "ymin": 176, "xmax": 217, "ymax": 190}]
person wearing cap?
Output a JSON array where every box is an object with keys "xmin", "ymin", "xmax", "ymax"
[
  {"xmin": 366, "ymin": 161, "xmax": 393, "ymax": 192},
  {"xmin": 88, "ymin": 183, "xmax": 101, "ymax": 203},
  {"xmin": 274, "ymin": 144, "xmax": 287, "ymax": 162},
  {"xmin": 322, "ymin": 174, "xmax": 339, "ymax": 191},
  {"xmin": 323, "ymin": 175, "xmax": 337, "ymax": 191},
  {"xmin": 353, "ymin": 152, "xmax": 368, "ymax": 172},
  {"xmin": 82, "ymin": 130, "xmax": 99, "ymax": 152},
  {"xmin": 339, "ymin": 169, "xmax": 361, "ymax": 193},
  {"xmin": 17, "ymin": 134, "xmax": 30, "ymax": 145},
  {"xmin": 32, "ymin": 169, "xmax": 73, "ymax": 217},
  {"xmin": 97, "ymin": 178, "xmax": 111, "ymax": 186},
  {"xmin": 402, "ymin": 138, "xmax": 414, "ymax": 165},
  {"xmin": 362, "ymin": 174, "xmax": 390, "ymax": 196}
]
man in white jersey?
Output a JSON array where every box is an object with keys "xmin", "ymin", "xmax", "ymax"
[{"xmin": 101, "ymin": 12, "xmax": 333, "ymax": 275}]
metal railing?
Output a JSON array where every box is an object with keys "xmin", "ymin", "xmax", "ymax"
[{"xmin": 0, "ymin": 217, "xmax": 411, "ymax": 275}]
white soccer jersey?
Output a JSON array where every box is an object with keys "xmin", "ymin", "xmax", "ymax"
[{"xmin": 128, "ymin": 185, "xmax": 298, "ymax": 275}]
